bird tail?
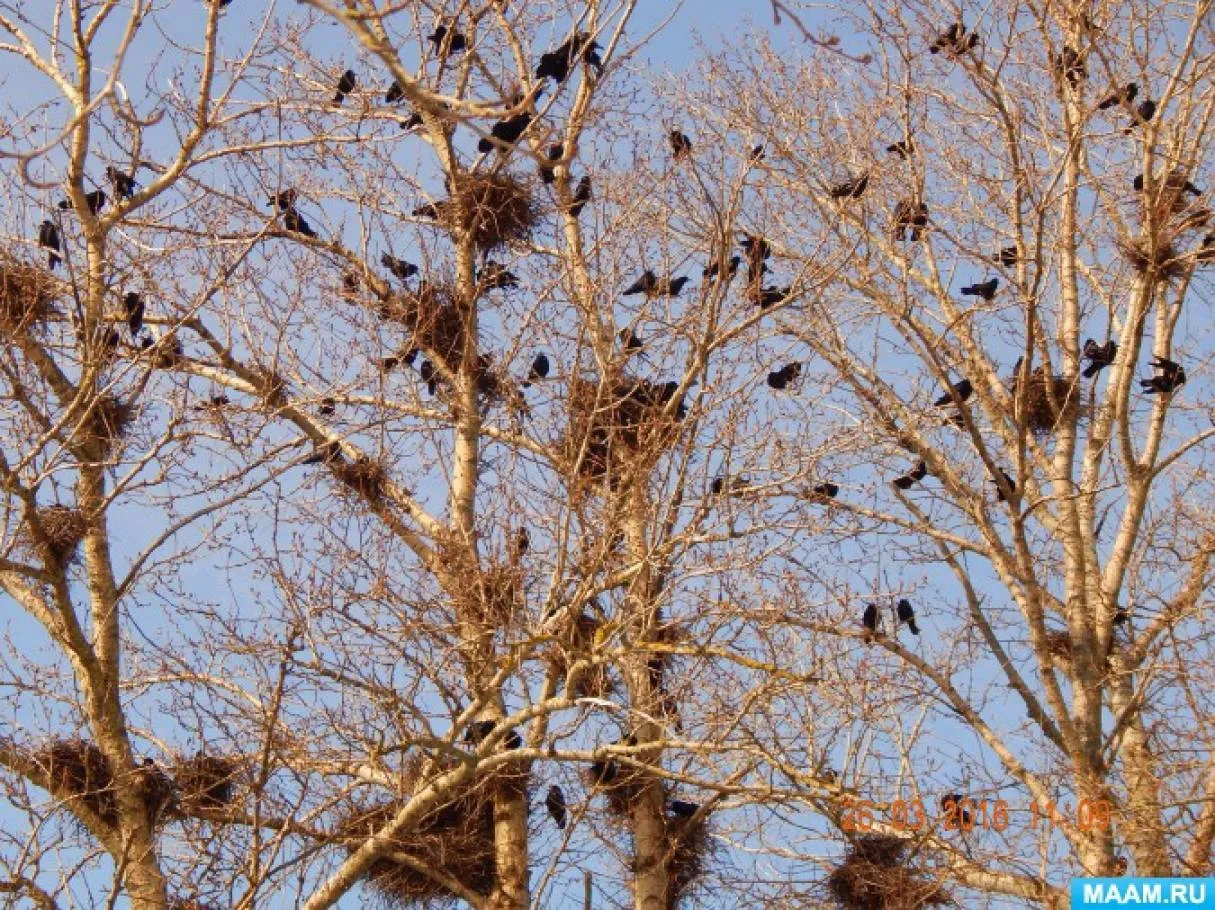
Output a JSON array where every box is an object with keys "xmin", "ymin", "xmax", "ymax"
[
  {"xmin": 909, "ymin": 620, "xmax": 920, "ymax": 635},
  {"xmin": 48, "ymin": 252, "xmax": 61, "ymax": 269},
  {"xmin": 333, "ymin": 92, "xmax": 344, "ymax": 104},
  {"xmin": 1082, "ymin": 363, "xmax": 1101, "ymax": 379}
]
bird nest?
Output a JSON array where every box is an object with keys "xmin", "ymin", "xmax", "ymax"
[
  {"xmin": 333, "ymin": 456, "xmax": 389, "ymax": 504},
  {"xmin": 825, "ymin": 835, "xmax": 951, "ymax": 910},
  {"xmin": 1009, "ymin": 368, "xmax": 1078, "ymax": 434},
  {"xmin": 666, "ymin": 805, "xmax": 713, "ymax": 910},
  {"xmin": 73, "ymin": 395, "xmax": 135, "ymax": 454},
  {"xmin": 382, "ymin": 283, "xmax": 464, "ymax": 365},
  {"xmin": 546, "ymin": 610, "xmax": 615, "ymax": 699},
  {"xmin": 340, "ymin": 756, "xmax": 530, "ymax": 907},
  {"xmin": 1045, "ymin": 629, "xmax": 1072, "ymax": 660},
  {"xmin": 173, "ymin": 755, "xmax": 240, "ymax": 810},
  {"xmin": 34, "ymin": 740, "xmax": 174, "ymax": 827},
  {"xmin": 1116, "ymin": 236, "xmax": 1188, "ymax": 280},
  {"xmin": 32, "ymin": 505, "xmax": 88, "ymax": 565},
  {"xmin": 441, "ymin": 173, "xmax": 539, "ymax": 252},
  {"xmin": 438, "ymin": 543, "xmax": 525, "ymax": 627},
  {"xmin": 0, "ymin": 259, "xmax": 58, "ymax": 333},
  {"xmin": 564, "ymin": 376, "xmax": 687, "ymax": 486},
  {"xmin": 585, "ymin": 748, "xmax": 653, "ymax": 820}
]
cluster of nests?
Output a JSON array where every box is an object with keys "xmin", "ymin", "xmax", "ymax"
[
  {"xmin": 564, "ymin": 374, "xmax": 689, "ymax": 489},
  {"xmin": 0, "ymin": 256, "xmax": 60, "ymax": 334},
  {"xmin": 1009, "ymin": 364, "xmax": 1079, "ymax": 435},
  {"xmin": 1119, "ymin": 169, "xmax": 1212, "ymax": 279},
  {"xmin": 33, "ymin": 740, "xmax": 239, "ymax": 828},
  {"xmin": 825, "ymin": 835, "xmax": 951, "ymax": 910},
  {"xmin": 339, "ymin": 753, "xmax": 528, "ymax": 907}
]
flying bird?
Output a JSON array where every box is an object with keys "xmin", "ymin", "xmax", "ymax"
[
  {"xmin": 669, "ymin": 129, "xmax": 692, "ymax": 160},
  {"xmin": 545, "ymin": 785, "xmax": 567, "ymax": 829},
  {"xmin": 1082, "ymin": 339, "xmax": 1118, "ymax": 378},
  {"xmin": 38, "ymin": 220, "xmax": 62, "ymax": 269},
  {"xmin": 896, "ymin": 598, "xmax": 920, "ymax": 635},
  {"xmin": 830, "ymin": 173, "xmax": 869, "ymax": 200},
  {"xmin": 333, "ymin": 69, "xmax": 356, "ymax": 105},
  {"xmin": 524, "ymin": 353, "xmax": 550, "ymax": 387},
  {"xmin": 934, "ymin": 378, "xmax": 973, "ymax": 407},
  {"xmin": 766, "ymin": 362, "xmax": 801, "ymax": 390},
  {"xmin": 961, "ymin": 277, "xmax": 999, "ymax": 301},
  {"xmin": 381, "ymin": 253, "xmax": 418, "ymax": 281},
  {"xmin": 123, "ymin": 291, "xmax": 145, "ymax": 336},
  {"xmin": 1097, "ymin": 82, "xmax": 1137, "ymax": 110},
  {"xmin": 105, "ymin": 166, "xmax": 137, "ymax": 200},
  {"xmin": 1140, "ymin": 356, "xmax": 1186, "ymax": 395},
  {"xmin": 892, "ymin": 460, "xmax": 928, "ymax": 490}
]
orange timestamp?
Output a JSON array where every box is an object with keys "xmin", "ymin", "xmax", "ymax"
[{"xmin": 840, "ymin": 795, "xmax": 1114, "ymax": 833}]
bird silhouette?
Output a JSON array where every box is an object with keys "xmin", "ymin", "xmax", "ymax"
[
  {"xmin": 806, "ymin": 482, "xmax": 839, "ymax": 502},
  {"xmin": 59, "ymin": 189, "xmax": 107, "ymax": 215},
  {"xmin": 545, "ymin": 785, "xmax": 567, "ymax": 829},
  {"xmin": 711, "ymin": 475, "xmax": 750, "ymax": 496},
  {"xmin": 961, "ymin": 277, "xmax": 999, "ymax": 300},
  {"xmin": 427, "ymin": 23, "xmax": 466, "ymax": 54},
  {"xmin": 523, "ymin": 353, "xmax": 550, "ymax": 387},
  {"xmin": 1097, "ymin": 82, "xmax": 1137, "ymax": 110},
  {"xmin": 886, "ymin": 139, "xmax": 915, "ymax": 159},
  {"xmin": 1140, "ymin": 356, "xmax": 1185, "ymax": 395},
  {"xmin": 283, "ymin": 207, "xmax": 316, "ymax": 238},
  {"xmin": 1053, "ymin": 46, "xmax": 1087, "ymax": 86},
  {"xmin": 993, "ymin": 246, "xmax": 1018, "ymax": 266},
  {"xmin": 703, "ymin": 254, "xmax": 740, "ymax": 279},
  {"xmin": 749, "ymin": 144, "xmax": 766, "ymax": 162},
  {"xmin": 381, "ymin": 254, "xmax": 418, "ymax": 281},
  {"xmin": 830, "ymin": 173, "xmax": 870, "ymax": 199},
  {"xmin": 539, "ymin": 143, "xmax": 564, "ymax": 184},
  {"xmin": 669, "ymin": 799, "xmax": 699, "ymax": 818},
  {"xmin": 385, "ymin": 80, "xmax": 404, "ymax": 104},
  {"xmin": 896, "ymin": 598, "xmax": 919, "ymax": 635},
  {"xmin": 566, "ymin": 175, "xmax": 591, "ymax": 217},
  {"xmin": 302, "ymin": 441, "xmax": 343, "ymax": 466},
  {"xmin": 105, "ymin": 166, "xmax": 136, "ymax": 200},
  {"xmin": 619, "ymin": 327, "xmax": 644, "ymax": 352},
  {"xmin": 479, "ymin": 261, "xmax": 520, "ymax": 290},
  {"xmin": 669, "ymin": 129, "xmax": 692, "ymax": 160},
  {"xmin": 419, "ymin": 360, "xmax": 437, "ymax": 395},
  {"xmin": 623, "ymin": 272, "xmax": 688, "ymax": 297},
  {"xmin": 536, "ymin": 33, "xmax": 603, "ymax": 82},
  {"xmin": 269, "ymin": 188, "xmax": 297, "ymax": 211},
  {"xmin": 1125, "ymin": 99, "xmax": 1157, "ymax": 132},
  {"xmin": 333, "ymin": 69, "xmax": 356, "ymax": 105},
  {"xmin": 400, "ymin": 111, "xmax": 423, "ymax": 130},
  {"xmin": 893, "ymin": 460, "xmax": 928, "ymax": 490},
  {"xmin": 862, "ymin": 603, "xmax": 879, "ymax": 634},
  {"xmin": 991, "ymin": 469, "xmax": 1016, "ymax": 502},
  {"xmin": 1113, "ymin": 607, "xmax": 1130, "ymax": 626},
  {"xmin": 38, "ymin": 220, "xmax": 61, "ymax": 269},
  {"xmin": 892, "ymin": 200, "xmax": 929, "ymax": 240},
  {"xmin": 929, "ymin": 23, "xmax": 979, "ymax": 56},
  {"xmin": 752, "ymin": 285, "xmax": 793, "ymax": 309},
  {"xmin": 123, "ymin": 292, "xmax": 145, "ymax": 336},
  {"xmin": 934, "ymin": 378, "xmax": 973, "ymax": 407},
  {"xmin": 766, "ymin": 363, "xmax": 801, "ymax": 390},
  {"xmin": 1082, "ymin": 339, "xmax": 1117, "ymax": 378},
  {"xmin": 479, "ymin": 112, "xmax": 534, "ymax": 153}
]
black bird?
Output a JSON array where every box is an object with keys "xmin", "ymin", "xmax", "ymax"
[
  {"xmin": 703, "ymin": 254, "xmax": 740, "ymax": 279},
  {"xmin": 619, "ymin": 327, "xmax": 644, "ymax": 351},
  {"xmin": 1140, "ymin": 356, "xmax": 1186, "ymax": 395},
  {"xmin": 535, "ymin": 33, "xmax": 603, "ymax": 83},
  {"xmin": 862, "ymin": 603, "xmax": 879, "ymax": 634},
  {"xmin": 385, "ymin": 80, "xmax": 404, "ymax": 104},
  {"xmin": 622, "ymin": 272, "xmax": 689, "ymax": 298},
  {"xmin": 105, "ymin": 166, "xmax": 136, "ymax": 200},
  {"xmin": 539, "ymin": 143, "xmax": 564, "ymax": 184},
  {"xmin": 282, "ymin": 207, "xmax": 316, "ymax": 238},
  {"xmin": 711, "ymin": 475, "xmax": 750, "ymax": 496},
  {"xmin": 479, "ymin": 261, "xmax": 520, "ymax": 290},
  {"xmin": 419, "ymin": 359, "xmax": 437, "ymax": 395},
  {"xmin": 1199, "ymin": 233, "xmax": 1215, "ymax": 263},
  {"xmin": 991, "ymin": 469, "xmax": 1016, "ymax": 502},
  {"xmin": 1082, "ymin": 339, "xmax": 1118, "ymax": 378},
  {"xmin": 669, "ymin": 800, "xmax": 699, "ymax": 819},
  {"xmin": 766, "ymin": 362, "xmax": 801, "ymax": 390},
  {"xmin": 750, "ymin": 144, "xmax": 766, "ymax": 162},
  {"xmin": 807, "ymin": 482, "xmax": 839, "ymax": 502},
  {"xmin": 524, "ymin": 353, "xmax": 550, "ymax": 387},
  {"xmin": 961, "ymin": 277, "xmax": 999, "ymax": 301},
  {"xmin": 929, "ymin": 23, "xmax": 979, "ymax": 56},
  {"xmin": 400, "ymin": 111, "xmax": 424, "ymax": 130},
  {"xmin": 753, "ymin": 285, "xmax": 792, "ymax": 309},
  {"xmin": 464, "ymin": 720, "xmax": 522, "ymax": 750},
  {"xmin": 942, "ymin": 793, "xmax": 973, "ymax": 827},
  {"xmin": 740, "ymin": 233, "xmax": 772, "ymax": 266},
  {"xmin": 669, "ymin": 129, "xmax": 692, "ymax": 160},
  {"xmin": 59, "ymin": 189, "xmax": 107, "ymax": 215},
  {"xmin": 427, "ymin": 23, "xmax": 466, "ymax": 54},
  {"xmin": 1097, "ymin": 82, "xmax": 1138, "ymax": 110},
  {"xmin": 381, "ymin": 253, "xmax": 418, "ymax": 281},
  {"xmin": 412, "ymin": 202, "xmax": 442, "ymax": 220},
  {"xmin": 896, "ymin": 598, "xmax": 920, "ymax": 635},
  {"xmin": 1113, "ymin": 606, "xmax": 1130, "ymax": 626},
  {"xmin": 830, "ymin": 173, "xmax": 869, "ymax": 199},
  {"xmin": 123, "ymin": 291, "xmax": 145, "ymax": 336},
  {"xmin": 318, "ymin": 397, "xmax": 336, "ymax": 416},
  {"xmin": 567, "ymin": 175, "xmax": 591, "ymax": 218},
  {"xmin": 886, "ymin": 138, "xmax": 915, "ymax": 159},
  {"xmin": 515, "ymin": 527, "xmax": 530, "ymax": 556},
  {"xmin": 892, "ymin": 200, "xmax": 929, "ymax": 241},
  {"xmin": 934, "ymin": 378, "xmax": 973, "ymax": 407},
  {"xmin": 302, "ymin": 440, "xmax": 342, "ymax": 466},
  {"xmin": 478, "ymin": 112, "xmax": 534, "ymax": 153},
  {"xmin": 1125, "ymin": 99, "xmax": 1157, "ymax": 131},
  {"xmin": 38, "ymin": 220, "xmax": 62, "ymax": 269},
  {"xmin": 893, "ymin": 460, "xmax": 928, "ymax": 490},
  {"xmin": 269, "ymin": 188, "xmax": 297, "ymax": 211},
  {"xmin": 1053, "ymin": 46, "xmax": 1087, "ymax": 86},
  {"xmin": 333, "ymin": 69, "xmax": 356, "ymax": 105},
  {"xmin": 194, "ymin": 394, "xmax": 231, "ymax": 410},
  {"xmin": 993, "ymin": 245, "xmax": 1018, "ymax": 266},
  {"xmin": 546, "ymin": 785, "xmax": 567, "ymax": 829}
]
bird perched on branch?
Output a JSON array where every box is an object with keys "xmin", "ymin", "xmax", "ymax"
[
  {"xmin": 1124, "ymin": 99, "xmax": 1157, "ymax": 132},
  {"xmin": 669, "ymin": 129, "xmax": 692, "ymax": 160},
  {"xmin": 566, "ymin": 175, "xmax": 591, "ymax": 218},
  {"xmin": 38, "ymin": 220, "xmax": 61, "ymax": 269},
  {"xmin": 669, "ymin": 799, "xmax": 699, "ymax": 818},
  {"xmin": 523, "ymin": 353, "xmax": 550, "ymax": 388},
  {"xmin": 380, "ymin": 254, "xmax": 418, "ymax": 281},
  {"xmin": 961, "ymin": 278, "xmax": 998, "ymax": 301},
  {"xmin": 1097, "ymin": 82, "xmax": 1137, "ymax": 110},
  {"xmin": 1140, "ymin": 356, "xmax": 1186, "ymax": 395},
  {"xmin": 703, "ymin": 254, "xmax": 740, "ymax": 280},
  {"xmin": 283, "ymin": 206, "xmax": 316, "ymax": 238},
  {"xmin": 934, "ymin": 378, "xmax": 973, "ymax": 407},
  {"xmin": 123, "ymin": 292, "xmax": 145, "ymax": 337},
  {"xmin": 269, "ymin": 188, "xmax": 297, "ymax": 211},
  {"xmin": 929, "ymin": 22, "xmax": 979, "ymax": 56},
  {"xmin": 535, "ymin": 32, "xmax": 603, "ymax": 83},
  {"xmin": 105, "ymin": 166, "xmax": 137, "ymax": 200},
  {"xmin": 862, "ymin": 603, "xmax": 879, "ymax": 635},
  {"xmin": 479, "ymin": 112, "xmax": 534, "ymax": 153},
  {"xmin": 385, "ymin": 80, "xmax": 404, "ymax": 104},
  {"xmin": 766, "ymin": 362, "xmax": 801, "ymax": 390},
  {"xmin": 1052, "ymin": 46, "xmax": 1087, "ymax": 86},
  {"xmin": 896, "ymin": 598, "xmax": 920, "ymax": 635},
  {"xmin": 751, "ymin": 285, "xmax": 793, "ymax": 309},
  {"xmin": 991, "ymin": 468, "xmax": 1016, "ymax": 503},
  {"xmin": 993, "ymin": 246, "xmax": 1018, "ymax": 266},
  {"xmin": 886, "ymin": 138, "xmax": 915, "ymax": 159},
  {"xmin": 539, "ymin": 143, "xmax": 564, "ymax": 184},
  {"xmin": 830, "ymin": 173, "xmax": 869, "ymax": 200},
  {"xmin": 427, "ymin": 22, "xmax": 466, "ymax": 55},
  {"xmin": 622, "ymin": 271, "xmax": 689, "ymax": 298},
  {"xmin": 893, "ymin": 460, "xmax": 928, "ymax": 490},
  {"xmin": 478, "ymin": 261, "xmax": 520, "ymax": 290},
  {"xmin": 332, "ymin": 69, "xmax": 356, "ymax": 105},
  {"xmin": 59, "ymin": 189, "xmax": 107, "ymax": 216},
  {"xmin": 805, "ymin": 482, "xmax": 839, "ymax": 503},
  {"xmin": 892, "ymin": 200, "xmax": 929, "ymax": 240},
  {"xmin": 1082, "ymin": 339, "xmax": 1118, "ymax": 378},
  {"xmin": 545, "ymin": 786, "xmax": 567, "ymax": 829}
]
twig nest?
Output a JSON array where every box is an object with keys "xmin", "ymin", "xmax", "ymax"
[
  {"xmin": 1009, "ymin": 367, "xmax": 1078, "ymax": 434},
  {"xmin": 825, "ymin": 835, "xmax": 951, "ymax": 909},
  {"xmin": 444, "ymin": 173, "xmax": 539, "ymax": 251},
  {"xmin": 333, "ymin": 456, "xmax": 389, "ymax": 504},
  {"xmin": 35, "ymin": 739, "xmax": 116, "ymax": 821},
  {"xmin": 0, "ymin": 258, "xmax": 58, "ymax": 333},
  {"xmin": 546, "ymin": 610, "xmax": 615, "ymax": 698},
  {"xmin": 173, "ymin": 755, "xmax": 240, "ymax": 810},
  {"xmin": 33, "ymin": 505, "xmax": 88, "ymax": 565},
  {"xmin": 666, "ymin": 804, "xmax": 713, "ymax": 909},
  {"xmin": 440, "ymin": 543, "xmax": 525, "ymax": 626},
  {"xmin": 73, "ymin": 394, "xmax": 136, "ymax": 455},
  {"xmin": 1117, "ymin": 236, "xmax": 1188, "ymax": 280}
]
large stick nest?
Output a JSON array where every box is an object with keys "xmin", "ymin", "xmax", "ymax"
[
  {"xmin": 340, "ymin": 756, "xmax": 530, "ymax": 907},
  {"xmin": 1009, "ymin": 367, "xmax": 1079, "ymax": 434},
  {"xmin": 1116, "ymin": 236, "xmax": 1188, "ymax": 280},
  {"xmin": 563, "ymin": 375, "xmax": 688, "ymax": 486},
  {"xmin": 333, "ymin": 456, "xmax": 390, "ymax": 505},
  {"xmin": 545, "ymin": 610, "xmax": 615, "ymax": 699},
  {"xmin": 439, "ymin": 544, "xmax": 525, "ymax": 627},
  {"xmin": 584, "ymin": 747, "xmax": 653, "ymax": 820},
  {"xmin": 826, "ymin": 835, "xmax": 951, "ymax": 909},
  {"xmin": 31, "ymin": 505, "xmax": 89, "ymax": 565},
  {"xmin": 73, "ymin": 394, "xmax": 136, "ymax": 455},
  {"xmin": 34, "ymin": 740, "xmax": 175, "ymax": 826},
  {"xmin": 441, "ymin": 173, "xmax": 539, "ymax": 251},
  {"xmin": 173, "ymin": 755, "xmax": 240, "ymax": 810},
  {"xmin": 666, "ymin": 805, "xmax": 713, "ymax": 909},
  {"xmin": 0, "ymin": 258, "xmax": 58, "ymax": 333}
]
